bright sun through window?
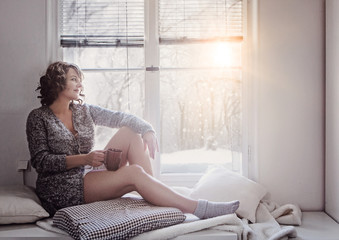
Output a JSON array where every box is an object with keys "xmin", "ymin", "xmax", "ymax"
[{"xmin": 213, "ymin": 43, "xmax": 235, "ymax": 67}]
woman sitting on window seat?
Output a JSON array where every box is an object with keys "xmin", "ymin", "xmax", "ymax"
[{"xmin": 26, "ymin": 61, "xmax": 239, "ymax": 218}]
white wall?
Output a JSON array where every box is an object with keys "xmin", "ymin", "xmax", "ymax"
[
  {"xmin": 325, "ymin": 0, "xmax": 339, "ymax": 222},
  {"xmin": 0, "ymin": 0, "xmax": 47, "ymax": 185},
  {"xmin": 257, "ymin": 0, "xmax": 325, "ymax": 210}
]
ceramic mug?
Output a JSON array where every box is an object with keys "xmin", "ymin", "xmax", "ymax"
[{"xmin": 104, "ymin": 148, "xmax": 122, "ymax": 171}]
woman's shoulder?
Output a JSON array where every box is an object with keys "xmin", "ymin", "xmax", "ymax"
[
  {"xmin": 26, "ymin": 106, "xmax": 53, "ymax": 127},
  {"xmin": 27, "ymin": 106, "xmax": 50, "ymax": 118}
]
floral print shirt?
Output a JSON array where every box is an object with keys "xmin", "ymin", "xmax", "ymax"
[{"xmin": 26, "ymin": 103, "xmax": 154, "ymax": 215}]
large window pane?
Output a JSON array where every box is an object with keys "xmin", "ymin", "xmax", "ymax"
[{"xmin": 160, "ymin": 68, "xmax": 242, "ymax": 174}]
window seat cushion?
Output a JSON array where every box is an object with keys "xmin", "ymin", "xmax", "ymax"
[{"xmin": 53, "ymin": 197, "xmax": 186, "ymax": 240}]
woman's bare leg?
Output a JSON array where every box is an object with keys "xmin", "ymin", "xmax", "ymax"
[
  {"xmin": 104, "ymin": 127, "xmax": 153, "ymax": 176},
  {"xmin": 88, "ymin": 128, "xmax": 240, "ymax": 218},
  {"xmin": 84, "ymin": 165, "xmax": 197, "ymax": 213}
]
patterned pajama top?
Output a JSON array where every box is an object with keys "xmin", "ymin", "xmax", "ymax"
[{"xmin": 26, "ymin": 103, "xmax": 154, "ymax": 215}]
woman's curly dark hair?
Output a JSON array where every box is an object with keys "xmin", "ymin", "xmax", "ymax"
[{"xmin": 36, "ymin": 61, "xmax": 84, "ymax": 106}]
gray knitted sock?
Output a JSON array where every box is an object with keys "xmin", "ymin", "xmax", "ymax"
[{"xmin": 193, "ymin": 199, "xmax": 239, "ymax": 219}]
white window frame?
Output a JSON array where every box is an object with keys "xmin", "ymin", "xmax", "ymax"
[
  {"xmin": 144, "ymin": 0, "xmax": 161, "ymax": 179},
  {"xmin": 46, "ymin": 0, "xmax": 62, "ymax": 65},
  {"xmin": 46, "ymin": 0, "xmax": 257, "ymax": 186},
  {"xmin": 245, "ymin": 0, "xmax": 259, "ymax": 181}
]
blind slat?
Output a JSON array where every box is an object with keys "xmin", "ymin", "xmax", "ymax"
[{"xmin": 60, "ymin": 0, "xmax": 144, "ymax": 47}]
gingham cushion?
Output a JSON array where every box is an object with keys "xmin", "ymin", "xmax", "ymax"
[{"xmin": 53, "ymin": 197, "xmax": 186, "ymax": 240}]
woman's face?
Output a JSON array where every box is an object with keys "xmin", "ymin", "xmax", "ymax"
[{"xmin": 58, "ymin": 68, "xmax": 83, "ymax": 101}]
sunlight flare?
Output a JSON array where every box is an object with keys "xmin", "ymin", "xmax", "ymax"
[{"xmin": 213, "ymin": 42, "xmax": 233, "ymax": 67}]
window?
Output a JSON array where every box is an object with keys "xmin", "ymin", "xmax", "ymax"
[
  {"xmin": 60, "ymin": 0, "xmax": 146, "ymax": 149},
  {"xmin": 60, "ymin": 0, "xmax": 246, "ymax": 185}
]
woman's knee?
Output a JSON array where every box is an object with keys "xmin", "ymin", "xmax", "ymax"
[
  {"xmin": 127, "ymin": 164, "xmax": 145, "ymax": 174},
  {"xmin": 123, "ymin": 164, "xmax": 147, "ymax": 181}
]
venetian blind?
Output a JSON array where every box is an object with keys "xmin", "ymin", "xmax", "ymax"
[
  {"xmin": 60, "ymin": 0, "xmax": 144, "ymax": 47},
  {"xmin": 158, "ymin": 0, "xmax": 243, "ymax": 43}
]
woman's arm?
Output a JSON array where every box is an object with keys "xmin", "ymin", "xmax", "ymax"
[
  {"xmin": 87, "ymin": 104, "xmax": 155, "ymax": 136},
  {"xmin": 26, "ymin": 110, "xmax": 67, "ymax": 173},
  {"xmin": 86, "ymin": 104, "xmax": 159, "ymax": 158}
]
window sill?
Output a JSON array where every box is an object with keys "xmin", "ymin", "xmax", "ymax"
[{"xmin": 159, "ymin": 173, "xmax": 203, "ymax": 188}]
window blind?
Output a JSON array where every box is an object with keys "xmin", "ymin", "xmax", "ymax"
[
  {"xmin": 60, "ymin": 0, "xmax": 144, "ymax": 47},
  {"xmin": 158, "ymin": 0, "xmax": 243, "ymax": 44}
]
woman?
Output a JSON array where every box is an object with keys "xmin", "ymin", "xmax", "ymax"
[{"xmin": 26, "ymin": 61, "xmax": 239, "ymax": 218}]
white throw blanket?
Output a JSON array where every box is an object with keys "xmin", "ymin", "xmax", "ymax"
[
  {"xmin": 37, "ymin": 198, "xmax": 301, "ymax": 240},
  {"xmin": 132, "ymin": 198, "xmax": 301, "ymax": 240}
]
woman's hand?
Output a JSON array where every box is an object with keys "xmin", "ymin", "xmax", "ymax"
[
  {"xmin": 142, "ymin": 131, "xmax": 159, "ymax": 159},
  {"xmin": 85, "ymin": 150, "xmax": 105, "ymax": 167}
]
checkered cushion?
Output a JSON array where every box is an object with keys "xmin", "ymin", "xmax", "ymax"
[{"xmin": 53, "ymin": 197, "xmax": 186, "ymax": 240}]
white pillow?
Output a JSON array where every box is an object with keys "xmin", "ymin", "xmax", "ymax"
[
  {"xmin": 0, "ymin": 185, "xmax": 49, "ymax": 224},
  {"xmin": 190, "ymin": 167, "xmax": 267, "ymax": 223}
]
